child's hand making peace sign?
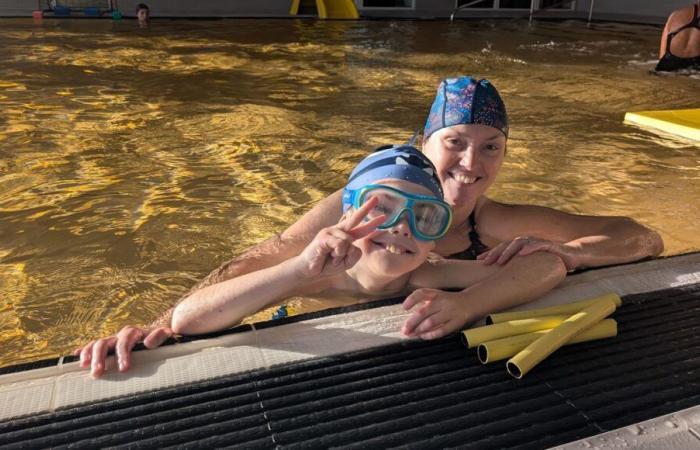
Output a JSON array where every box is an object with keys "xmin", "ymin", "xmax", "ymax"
[{"xmin": 296, "ymin": 196, "xmax": 385, "ymax": 278}]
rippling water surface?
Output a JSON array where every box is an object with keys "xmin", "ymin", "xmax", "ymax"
[{"xmin": 1, "ymin": 18, "xmax": 699, "ymax": 367}]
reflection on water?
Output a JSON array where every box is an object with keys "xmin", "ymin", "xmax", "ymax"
[{"xmin": 0, "ymin": 18, "xmax": 699, "ymax": 367}]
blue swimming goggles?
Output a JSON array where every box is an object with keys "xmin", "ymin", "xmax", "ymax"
[{"xmin": 342, "ymin": 184, "xmax": 452, "ymax": 241}]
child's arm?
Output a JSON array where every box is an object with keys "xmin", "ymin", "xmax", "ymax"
[
  {"xmin": 172, "ymin": 198, "xmax": 385, "ymax": 335},
  {"xmin": 402, "ymin": 252, "xmax": 567, "ymax": 339},
  {"xmin": 408, "ymin": 257, "xmax": 502, "ymax": 290}
]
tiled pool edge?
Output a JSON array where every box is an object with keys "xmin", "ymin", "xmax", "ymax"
[{"xmin": 1, "ymin": 252, "xmax": 699, "ymax": 426}]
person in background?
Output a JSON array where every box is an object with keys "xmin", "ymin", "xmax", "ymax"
[
  {"xmin": 76, "ymin": 76, "xmax": 664, "ymax": 378},
  {"xmin": 136, "ymin": 3, "xmax": 150, "ymax": 28},
  {"xmin": 656, "ymin": 1, "xmax": 700, "ymax": 72}
]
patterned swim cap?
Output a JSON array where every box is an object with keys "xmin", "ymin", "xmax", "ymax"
[
  {"xmin": 424, "ymin": 76, "xmax": 509, "ymax": 139},
  {"xmin": 342, "ymin": 145, "xmax": 443, "ymax": 212}
]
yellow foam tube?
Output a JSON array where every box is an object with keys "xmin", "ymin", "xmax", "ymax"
[
  {"xmin": 289, "ymin": 0, "xmax": 359, "ymax": 19},
  {"xmin": 316, "ymin": 0, "xmax": 327, "ymax": 18},
  {"xmin": 462, "ymin": 315, "xmax": 570, "ymax": 349},
  {"xmin": 486, "ymin": 293, "xmax": 621, "ymax": 324},
  {"xmin": 321, "ymin": 0, "xmax": 359, "ymax": 19},
  {"xmin": 506, "ymin": 297, "xmax": 617, "ymax": 379},
  {"xmin": 289, "ymin": 0, "xmax": 300, "ymax": 15},
  {"xmin": 478, "ymin": 319, "xmax": 617, "ymax": 364}
]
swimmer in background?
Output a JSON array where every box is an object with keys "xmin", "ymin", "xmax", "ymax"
[
  {"xmin": 170, "ymin": 146, "xmax": 566, "ymax": 337},
  {"xmin": 136, "ymin": 3, "xmax": 150, "ymax": 28},
  {"xmin": 656, "ymin": 1, "xmax": 700, "ymax": 72}
]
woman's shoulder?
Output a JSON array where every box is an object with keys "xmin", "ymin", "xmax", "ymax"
[
  {"xmin": 474, "ymin": 197, "xmax": 572, "ymax": 242},
  {"xmin": 475, "ymin": 196, "xmax": 558, "ymax": 222},
  {"xmin": 666, "ymin": 4, "xmax": 697, "ymax": 29},
  {"xmin": 473, "ymin": 196, "xmax": 520, "ymax": 223}
]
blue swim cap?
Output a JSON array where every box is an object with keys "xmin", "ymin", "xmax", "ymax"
[
  {"xmin": 424, "ymin": 76, "xmax": 509, "ymax": 139},
  {"xmin": 342, "ymin": 145, "xmax": 443, "ymax": 212}
]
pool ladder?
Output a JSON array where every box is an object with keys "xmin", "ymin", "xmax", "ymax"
[{"xmin": 449, "ymin": 0, "xmax": 596, "ymax": 27}]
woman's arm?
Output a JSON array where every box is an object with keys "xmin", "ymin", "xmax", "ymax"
[
  {"xmin": 403, "ymin": 252, "xmax": 567, "ymax": 339},
  {"xmin": 172, "ymin": 257, "xmax": 308, "ymax": 335},
  {"xmin": 475, "ymin": 200, "xmax": 664, "ymax": 271},
  {"xmin": 659, "ymin": 14, "xmax": 671, "ymax": 58}
]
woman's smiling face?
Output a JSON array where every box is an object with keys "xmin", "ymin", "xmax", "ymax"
[{"xmin": 422, "ymin": 124, "xmax": 506, "ymax": 208}]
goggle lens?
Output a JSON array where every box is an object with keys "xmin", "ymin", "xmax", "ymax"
[
  {"xmin": 413, "ymin": 202, "xmax": 449, "ymax": 236},
  {"xmin": 363, "ymin": 189, "xmax": 401, "ymax": 220},
  {"xmin": 360, "ymin": 187, "xmax": 450, "ymax": 239}
]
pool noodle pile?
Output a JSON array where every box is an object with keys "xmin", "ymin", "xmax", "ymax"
[{"xmin": 462, "ymin": 293, "xmax": 620, "ymax": 379}]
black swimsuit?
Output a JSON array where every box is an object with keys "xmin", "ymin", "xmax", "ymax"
[
  {"xmin": 448, "ymin": 211, "xmax": 489, "ymax": 260},
  {"xmin": 656, "ymin": 4, "xmax": 700, "ymax": 72}
]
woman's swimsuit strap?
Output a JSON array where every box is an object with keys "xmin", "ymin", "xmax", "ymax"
[
  {"xmin": 656, "ymin": 4, "xmax": 700, "ymax": 72},
  {"xmin": 448, "ymin": 210, "xmax": 489, "ymax": 260},
  {"xmin": 667, "ymin": 4, "xmax": 700, "ymax": 39}
]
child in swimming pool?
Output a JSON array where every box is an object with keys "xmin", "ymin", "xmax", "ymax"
[{"xmin": 171, "ymin": 145, "xmax": 566, "ymax": 336}]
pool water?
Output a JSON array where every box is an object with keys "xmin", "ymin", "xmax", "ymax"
[{"xmin": 0, "ymin": 18, "xmax": 698, "ymax": 367}]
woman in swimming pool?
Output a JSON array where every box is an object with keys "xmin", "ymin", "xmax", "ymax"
[
  {"xmin": 77, "ymin": 76, "xmax": 663, "ymax": 377},
  {"xmin": 656, "ymin": 1, "xmax": 700, "ymax": 72}
]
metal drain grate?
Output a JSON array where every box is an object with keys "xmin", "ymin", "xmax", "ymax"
[{"xmin": 2, "ymin": 283, "xmax": 700, "ymax": 449}]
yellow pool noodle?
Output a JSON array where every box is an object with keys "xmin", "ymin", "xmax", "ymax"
[
  {"xmin": 477, "ymin": 319, "xmax": 617, "ymax": 364},
  {"xmin": 462, "ymin": 315, "xmax": 570, "ymax": 349},
  {"xmin": 486, "ymin": 293, "xmax": 621, "ymax": 324},
  {"xmin": 506, "ymin": 297, "xmax": 617, "ymax": 379}
]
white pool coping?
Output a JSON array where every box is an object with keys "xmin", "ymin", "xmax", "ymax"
[
  {"xmin": 555, "ymin": 405, "xmax": 700, "ymax": 449},
  {"xmin": 1, "ymin": 252, "xmax": 700, "ymax": 448}
]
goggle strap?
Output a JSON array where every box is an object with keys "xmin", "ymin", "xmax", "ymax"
[
  {"xmin": 341, "ymin": 189, "xmax": 354, "ymax": 206},
  {"xmin": 406, "ymin": 129, "xmax": 420, "ymax": 147}
]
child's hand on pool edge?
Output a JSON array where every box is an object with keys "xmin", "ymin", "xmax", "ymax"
[
  {"xmin": 73, "ymin": 325, "xmax": 174, "ymax": 378},
  {"xmin": 401, "ymin": 288, "xmax": 477, "ymax": 340},
  {"xmin": 295, "ymin": 196, "xmax": 385, "ymax": 278}
]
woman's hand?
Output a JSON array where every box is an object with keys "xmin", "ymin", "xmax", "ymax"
[
  {"xmin": 296, "ymin": 197, "xmax": 385, "ymax": 278},
  {"xmin": 477, "ymin": 236, "xmax": 579, "ymax": 271},
  {"xmin": 401, "ymin": 289, "xmax": 477, "ymax": 340},
  {"xmin": 74, "ymin": 325, "xmax": 174, "ymax": 378}
]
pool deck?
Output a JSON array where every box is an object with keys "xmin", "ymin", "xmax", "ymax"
[{"xmin": 1, "ymin": 251, "xmax": 700, "ymax": 447}]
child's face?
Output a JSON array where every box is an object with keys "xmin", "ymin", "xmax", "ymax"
[{"xmin": 353, "ymin": 179, "xmax": 438, "ymax": 278}]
